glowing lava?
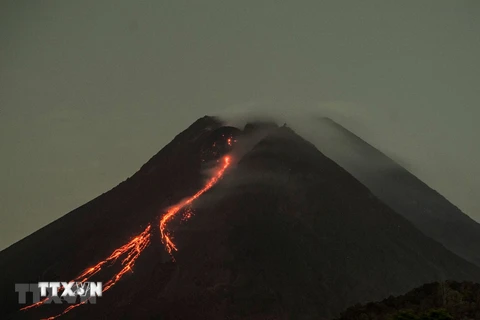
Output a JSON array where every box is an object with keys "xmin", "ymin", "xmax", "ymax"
[
  {"xmin": 160, "ymin": 155, "xmax": 231, "ymax": 257},
  {"xmin": 76, "ymin": 224, "xmax": 151, "ymax": 285},
  {"xmin": 21, "ymin": 225, "xmax": 152, "ymax": 319},
  {"xmin": 181, "ymin": 207, "xmax": 194, "ymax": 222},
  {"xmin": 20, "ymin": 141, "xmax": 235, "ymax": 319}
]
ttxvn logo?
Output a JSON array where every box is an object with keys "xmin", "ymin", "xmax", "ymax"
[{"xmin": 16, "ymin": 282, "xmax": 103, "ymax": 304}]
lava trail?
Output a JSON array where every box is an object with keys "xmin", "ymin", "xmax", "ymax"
[
  {"xmin": 21, "ymin": 224, "xmax": 152, "ymax": 319},
  {"xmin": 19, "ymin": 144, "xmax": 232, "ymax": 319},
  {"xmin": 160, "ymin": 155, "xmax": 231, "ymax": 257}
]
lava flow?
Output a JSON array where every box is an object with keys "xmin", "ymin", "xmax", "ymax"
[
  {"xmin": 18, "ymin": 140, "xmax": 234, "ymax": 319},
  {"xmin": 160, "ymin": 155, "xmax": 231, "ymax": 257},
  {"xmin": 21, "ymin": 224, "xmax": 152, "ymax": 319}
]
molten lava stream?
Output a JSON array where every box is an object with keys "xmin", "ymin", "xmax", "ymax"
[
  {"xmin": 21, "ymin": 153, "xmax": 231, "ymax": 319},
  {"xmin": 160, "ymin": 155, "xmax": 231, "ymax": 257},
  {"xmin": 21, "ymin": 225, "xmax": 152, "ymax": 320}
]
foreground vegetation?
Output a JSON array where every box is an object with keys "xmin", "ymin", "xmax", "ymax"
[{"xmin": 336, "ymin": 281, "xmax": 480, "ymax": 320}]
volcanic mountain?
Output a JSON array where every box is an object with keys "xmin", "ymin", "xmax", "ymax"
[
  {"xmin": 1, "ymin": 116, "xmax": 479, "ymax": 320},
  {"xmin": 312, "ymin": 117, "xmax": 480, "ymax": 267}
]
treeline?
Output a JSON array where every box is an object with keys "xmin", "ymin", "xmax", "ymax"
[{"xmin": 335, "ymin": 281, "xmax": 480, "ymax": 320}]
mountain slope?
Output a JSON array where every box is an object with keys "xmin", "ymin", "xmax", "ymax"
[
  {"xmin": 0, "ymin": 115, "xmax": 226, "ymax": 317},
  {"xmin": 150, "ymin": 126, "xmax": 480, "ymax": 319},
  {"xmin": 1, "ymin": 117, "xmax": 479, "ymax": 320},
  {"xmin": 311, "ymin": 117, "xmax": 480, "ymax": 267}
]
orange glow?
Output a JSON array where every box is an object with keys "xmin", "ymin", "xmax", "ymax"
[
  {"xmin": 21, "ymin": 140, "xmax": 235, "ymax": 319},
  {"xmin": 159, "ymin": 155, "xmax": 231, "ymax": 257},
  {"xmin": 42, "ymin": 225, "xmax": 151, "ymax": 319},
  {"xmin": 20, "ymin": 298, "xmax": 48, "ymax": 311},
  {"xmin": 181, "ymin": 207, "xmax": 194, "ymax": 222},
  {"xmin": 22, "ymin": 225, "xmax": 151, "ymax": 319},
  {"xmin": 76, "ymin": 225, "xmax": 151, "ymax": 283}
]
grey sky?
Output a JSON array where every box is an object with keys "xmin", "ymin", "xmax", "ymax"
[{"xmin": 1, "ymin": 1, "xmax": 479, "ymax": 250}]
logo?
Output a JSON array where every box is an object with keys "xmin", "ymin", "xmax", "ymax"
[{"xmin": 16, "ymin": 282, "xmax": 103, "ymax": 305}]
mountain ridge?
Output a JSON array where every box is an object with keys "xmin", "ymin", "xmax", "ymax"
[{"xmin": 313, "ymin": 117, "xmax": 480, "ymax": 267}]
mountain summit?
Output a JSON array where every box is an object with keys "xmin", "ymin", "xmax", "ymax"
[{"xmin": 1, "ymin": 116, "xmax": 479, "ymax": 320}]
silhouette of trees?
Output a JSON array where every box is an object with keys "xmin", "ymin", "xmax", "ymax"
[
  {"xmin": 391, "ymin": 309, "xmax": 453, "ymax": 320},
  {"xmin": 337, "ymin": 281, "xmax": 480, "ymax": 320}
]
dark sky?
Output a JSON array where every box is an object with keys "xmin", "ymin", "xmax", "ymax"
[{"xmin": 1, "ymin": 1, "xmax": 479, "ymax": 250}]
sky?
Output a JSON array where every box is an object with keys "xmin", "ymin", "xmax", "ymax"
[{"xmin": 0, "ymin": 1, "xmax": 479, "ymax": 250}]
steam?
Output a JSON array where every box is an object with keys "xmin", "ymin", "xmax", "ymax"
[{"xmin": 214, "ymin": 101, "xmax": 406, "ymax": 176}]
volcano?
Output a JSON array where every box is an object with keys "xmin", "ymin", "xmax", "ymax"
[{"xmin": 1, "ymin": 116, "xmax": 479, "ymax": 320}]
